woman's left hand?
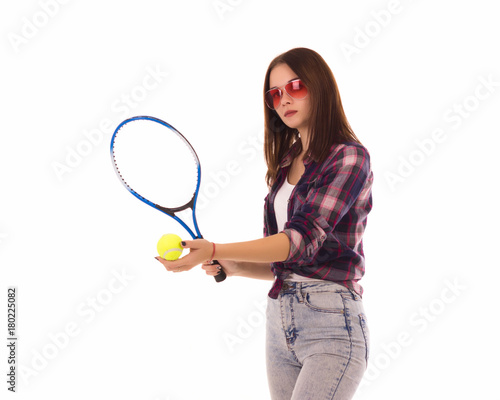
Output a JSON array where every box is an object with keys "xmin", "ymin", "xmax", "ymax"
[{"xmin": 155, "ymin": 239, "xmax": 213, "ymax": 273}]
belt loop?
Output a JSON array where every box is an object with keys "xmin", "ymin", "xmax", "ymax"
[
  {"xmin": 349, "ymin": 288, "xmax": 361, "ymax": 301},
  {"xmin": 297, "ymin": 282, "xmax": 305, "ymax": 303}
]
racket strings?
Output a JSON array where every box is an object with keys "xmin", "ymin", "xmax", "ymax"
[
  {"xmin": 111, "ymin": 119, "xmax": 200, "ymax": 210},
  {"xmin": 112, "ymin": 149, "xmax": 146, "ymax": 203}
]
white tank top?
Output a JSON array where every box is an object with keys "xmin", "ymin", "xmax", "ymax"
[
  {"xmin": 274, "ymin": 177, "xmax": 323, "ymax": 283},
  {"xmin": 274, "ymin": 178, "xmax": 295, "ymax": 232}
]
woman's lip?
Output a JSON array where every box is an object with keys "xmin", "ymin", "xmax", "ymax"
[{"xmin": 284, "ymin": 110, "xmax": 297, "ymax": 117}]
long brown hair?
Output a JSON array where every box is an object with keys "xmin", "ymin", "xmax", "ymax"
[{"xmin": 263, "ymin": 47, "xmax": 361, "ymax": 187}]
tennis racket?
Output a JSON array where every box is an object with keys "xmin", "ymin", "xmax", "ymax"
[{"xmin": 110, "ymin": 115, "xmax": 226, "ymax": 282}]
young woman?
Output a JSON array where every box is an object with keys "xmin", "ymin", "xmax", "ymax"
[{"xmin": 156, "ymin": 47, "xmax": 373, "ymax": 399}]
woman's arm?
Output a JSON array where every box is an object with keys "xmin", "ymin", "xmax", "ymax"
[
  {"xmin": 202, "ymin": 260, "xmax": 275, "ymax": 281},
  {"xmin": 155, "ymin": 233, "xmax": 290, "ymax": 273},
  {"xmin": 214, "ymin": 233, "xmax": 290, "ymax": 263}
]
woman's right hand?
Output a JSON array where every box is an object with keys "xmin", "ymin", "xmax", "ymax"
[{"xmin": 202, "ymin": 260, "xmax": 242, "ymax": 278}]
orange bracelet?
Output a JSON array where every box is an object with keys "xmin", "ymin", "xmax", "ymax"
[{"xmin": 209, "ymin": 242, "xmax": 216, "ymax": 264}]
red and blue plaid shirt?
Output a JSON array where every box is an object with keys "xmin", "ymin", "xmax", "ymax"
[{"xmin": 264, "ymin": 142, "xmax": 373, "ymax": 299}]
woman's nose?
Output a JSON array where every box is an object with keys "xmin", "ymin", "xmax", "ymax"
[{"xmin": 280, "ymin": 91, "xmax": 292, "ymax": 107}]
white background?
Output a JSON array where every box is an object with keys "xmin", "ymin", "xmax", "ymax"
[{"xmin": 1, "ymin": 0, "xmax": 499, "ymax": 399}]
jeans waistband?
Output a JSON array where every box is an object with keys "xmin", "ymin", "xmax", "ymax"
[{"xmin": 279, "ymin": 281, "xmax": 361, "ymax": 300}]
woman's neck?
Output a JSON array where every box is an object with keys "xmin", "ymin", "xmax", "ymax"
[{"xmin": 298, "ymin": 129, "xmax": 310, "ymax": 154}]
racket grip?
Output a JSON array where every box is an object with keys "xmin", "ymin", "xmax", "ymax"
[{"xmin": 212, "ymin": 260, "xmax": 227, "ymax": 283}]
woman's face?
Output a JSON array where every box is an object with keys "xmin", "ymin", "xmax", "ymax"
[{"xmin": 268, "ymin": 63, "xmax": 311, "ymax": 135}]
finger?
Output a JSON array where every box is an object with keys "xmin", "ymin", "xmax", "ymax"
[
  {"xmin": 202, "ymin": 262, "xmax": 222, "ymax": 270},
  {"xmin": 156, "ymin": 254, "xmax": 188, "ymax": 267},
  {"xmin": 156, "ymin": 260, "xmax": 183, "ymax": 273},
  {"xmin": 202, "ymin": 265, "xmax": 217, "ymax": 273},
  {"xmin": 155, "ymin": 257, "xmax": 182, "ymax": 271},
  {"xmin": 180, "ymin": 240, "xmax": 195, "ymax": 249},
  {"xmin": 155, "ymin": 256, "xmax": 168, "ymax": 267},
  {"xmin": 202, "ymin": 263, "xmax": 222, "ymax": 276},
  {"xmin": 202, "ymin": 265, "xmax": 219, "ymax": 275}
]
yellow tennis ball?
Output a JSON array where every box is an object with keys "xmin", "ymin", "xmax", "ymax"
[{"xmin": 157, "ymin": 234, "xmax": 183, "ymax": 260}]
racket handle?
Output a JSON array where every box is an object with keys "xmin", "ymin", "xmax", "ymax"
[{"xmin": 212, "ymin": 260, "xmax": 227, "ymax": 283}]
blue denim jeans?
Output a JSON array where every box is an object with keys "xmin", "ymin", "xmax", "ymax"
[{"xmin": 266, "ymin": 281, "xmax": 369, "ymax": 400}]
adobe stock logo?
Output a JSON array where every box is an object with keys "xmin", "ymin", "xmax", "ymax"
[
  {"xmin": 385, "ymin": 74, "xmax": 499, "ymax": 192},
  {"xmin": 212, "ymin": 0, "xmax": 243, "ymax": 21},
  {"xmin": 223, "ymin": 300, "xmax": 267, "ymax": 353},
  {"xmin": 340, "ymin": 0, "xmax": 404, "ymax": 62},
  {"xmin": 8, "ymin": 0, "xmax": 72, "ymax": 53},
  {"xmin": 18, "ymin": 269, "xmax": 134, "ymax": 386},
  {"xmin": 196, "ymin": 128, "xmax": 264, "ymax": 210},
  {"xmin": 359, "ymin": 277, "xmax": 466, "ymax": 391},
  {"xmin": 51, "ymin": 64, "xmax": 169, "ymax": 182}
]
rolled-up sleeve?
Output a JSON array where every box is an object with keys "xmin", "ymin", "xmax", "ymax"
[{"xmin": 282, "ymin": 145, "xmax": 372, "ymax": 263}]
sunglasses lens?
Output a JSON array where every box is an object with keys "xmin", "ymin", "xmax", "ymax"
[
  {"xmin": 286, "ymin": 80, "xmax": 308, "ymax": 99},
  {"xmin": 265, "ymin": 89, "xmax": 281, "ymax": 109},
  {"xmin": 265, "ymin": 80, "xmax": 307, "ymax": 109}
]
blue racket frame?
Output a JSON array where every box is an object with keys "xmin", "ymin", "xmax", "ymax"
[{"xmin": 110, "ymin": 115, "xmax": 203, "ymax": 240}]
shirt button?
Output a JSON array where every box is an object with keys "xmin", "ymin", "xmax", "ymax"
[{"xmin": 282, "ymin": 283, "xmax": 290, "ymax": 290}]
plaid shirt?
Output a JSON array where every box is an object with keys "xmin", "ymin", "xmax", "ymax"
[{"xmin": 264, "ymin": 142, "xmax": 373, "ymax": 299}]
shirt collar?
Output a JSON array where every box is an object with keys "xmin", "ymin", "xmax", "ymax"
[{"xmin": 279, "ymin": 141, "xmax": 314, "ymax": 168}]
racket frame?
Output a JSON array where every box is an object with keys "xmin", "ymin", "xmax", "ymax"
[{"xmin": 110, "ymin": 115, "xmax": 203, "ymax": 240}]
